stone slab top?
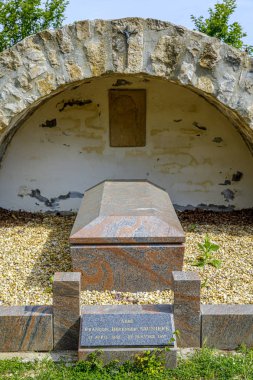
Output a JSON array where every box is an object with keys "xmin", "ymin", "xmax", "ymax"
[
  {"xmin": 70, "ymin": 181, "xmax": 185, "ymax": 244},
  {"xmin": 201, "ymin": 304, "xmax": 253, "ymax": 315},
  {"xmin": 81, "ymin": 304, "xmax": 173, "ymax": 314},
  {"xmin": 80, "ymin": 304, "xmax": 174, "ymax": 348},
  {"xmin": 53, "ymin": 272, "xmax": 81, "ymax": 283},
  {"xmin": 172, "ymin": 271, "xmax": 200, "ymax": 282},
  {"xmin": 0, "ymin": 305, "xmax": 52, "ymax": 316}
]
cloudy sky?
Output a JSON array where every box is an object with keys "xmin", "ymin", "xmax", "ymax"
[{"xmin": 64, "ymin": 0, "xmax": 252, "ymax": 45}]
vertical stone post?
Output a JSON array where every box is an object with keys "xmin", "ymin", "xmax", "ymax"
[
  {"xmin": 172, "ymin": 271, "xmax": 201, "ymax": 348},
  {"xmin": 53, "ymin": 272, "xmax": 81, "ymax": 350}
]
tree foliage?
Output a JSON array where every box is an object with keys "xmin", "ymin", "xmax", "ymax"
[
  {"xmin": 0, "ymin": 0, "xmax": 69, "ymax": 52},
  {"xmin": 191, "ymin": 0, "xmax": 252, "ymax": 54}
]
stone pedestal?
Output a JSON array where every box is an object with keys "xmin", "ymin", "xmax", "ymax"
[
  {"xmin": 78, "ymin": 347, "xmax": 177, "ymax": 368},
  {"xmin": 70, "ymin": 181, "xmax": 185, "ymax": 291},
  {"xmin": 172, "ymin": 271, "xmax": 201, "ymax": 348},
  {"xmin": 53, "ymin": 272, "xmax": 81, "ymax": 350}
]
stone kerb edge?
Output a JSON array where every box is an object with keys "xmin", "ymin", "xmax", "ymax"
[
  {"xmin": 201, "ymin": 304, "xmax": 253, "ymax": 349},
  {"xmin": 0, "ymin": 305, "xmax": 53, "ymax": 352},
  {"xmin": 0, "ymin": 271, "xmax": 253, "ymax": 353}
]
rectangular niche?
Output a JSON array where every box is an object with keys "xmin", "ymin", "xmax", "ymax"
[{"xmin": 109, "ymin": 89, "xmax": 146, "ymax": 147}]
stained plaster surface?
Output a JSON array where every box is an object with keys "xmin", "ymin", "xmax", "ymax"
[{"xmin": 0, "ymin": 76, "xmax": 252, "ymax": 211}]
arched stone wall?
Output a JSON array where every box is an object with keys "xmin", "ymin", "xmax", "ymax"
[
  {"xmin": 1, "ymin": 73, "xmax": 253, "ymax": 212},
  {"xmin": 0, "ymin": 17, "xmax": 253, "ymax": 159},
  {"xmin": 0, "ymin": 18, "xmax": 253, "ymax": 212}
]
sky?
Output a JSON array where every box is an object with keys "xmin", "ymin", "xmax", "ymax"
[{"xmin": 64, "ymin": 0, "xmax": 252, "ymax": 45}]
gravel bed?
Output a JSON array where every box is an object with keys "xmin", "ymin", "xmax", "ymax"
[{"xmin": 0, "ymin": 208, "xmax": 252, "ymax": 306}]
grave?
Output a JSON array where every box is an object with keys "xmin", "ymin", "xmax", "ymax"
[
  {"xmin": 70, "ymin": 180, "xmax": 185, "ymax": 291},
  {"xmin": 0, "ymin": 17, "xmax": 252, "ymax": 364},
  {"xmin": 69, "ymin": 180, "xmax": 185, "ymax": 365}
]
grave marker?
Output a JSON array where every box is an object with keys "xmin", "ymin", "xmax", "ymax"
[
  {"xmin": 80, "ymin": 305, "xmax": 174, "ymax": 348},
  {"xmin": 70, "ymin": 180, "xmax": 185, "ymax": 291},
  {"xmin": 79, "ymin": 305, "xmax": 177, "ymax": 367}
]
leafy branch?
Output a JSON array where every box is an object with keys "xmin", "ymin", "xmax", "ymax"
[
  {"xmin": 191, "ymin": 0, "xmax": 252, "ymax": 55},
  {"xmin": 0, "ymin": 0, "xmax": 69, "ymax": 52}
]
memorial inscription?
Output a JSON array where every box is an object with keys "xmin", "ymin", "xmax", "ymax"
[{"xmin": 80, "ymin": 305, "xmax": 174, "ymax": 348}]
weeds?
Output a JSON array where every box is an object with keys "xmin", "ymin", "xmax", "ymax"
[
  {"xmin": 192, "ymin": 235, "xmax": 221, "ymax": 288},
  {"xmin": 188, "ymin": 223, "xmax": 197, "ymax": 232},
  {"xmin": 193, "ymin": 235, "xmax": 221, "ymax": 269},
  {"xmin": 1, "ymin": 347, "xmax": 253, "ymax": 379}
]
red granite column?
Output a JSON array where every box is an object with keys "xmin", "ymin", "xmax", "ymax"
[
  {"xmin": 53, "ymin": 272, "xmax": 81, "ymax": 350},
  {"xmin": 172, "ymin": 271, "xmax": 201, "ymax": 348}
]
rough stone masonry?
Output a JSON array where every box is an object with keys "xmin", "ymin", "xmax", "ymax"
[{"xmin": 0, "ymin": 17, "xmax": 253, "ymax": 161}]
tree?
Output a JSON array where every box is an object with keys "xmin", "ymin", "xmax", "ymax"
[
  {"xmin": 0, "ymin": 0, "xmax": 69, "ymax": 52},
  {"xmin": 191, "ymin": 0, "xmax": 252, "ymax": 54}
]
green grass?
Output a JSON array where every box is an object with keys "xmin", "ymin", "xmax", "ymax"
[{"xmin": 0, "ymin": 347, "xmax": 253, "ymax": 380}]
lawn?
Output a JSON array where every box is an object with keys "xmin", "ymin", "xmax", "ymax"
[{"xmin": 0, "ymin": 347, "xmax": 253, "ymax": 379}]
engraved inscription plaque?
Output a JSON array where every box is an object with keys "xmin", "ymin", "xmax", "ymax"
[
  {"xmin": 109, "ymin": 90, "xmax": 146, "ymax": 147},
  {"xmin": 80, "ymin": 310, "xmax": 174, "ymax": 347}
]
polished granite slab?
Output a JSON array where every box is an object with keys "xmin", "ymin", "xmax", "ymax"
[
  {"xmin": 0, "ymin": 306, "xmax": 53, "ymax": 352},
  {"xmin": 70, "ymin": 181, "xmax": 185, "ymax": 245},
  {"xmin": 80, "ymin": 304, "xmax": 174, "ymax": 348},
  {"xmin": 201, "ymin": 304, "xmax": 253, "ymax": 349},
  {"xmin": 71, "ymin": 244, "xmax": 184, "ymax": 291},
  {"xmin": 70, "ymin": 181, "xmax": 185, "ymax": 291}
]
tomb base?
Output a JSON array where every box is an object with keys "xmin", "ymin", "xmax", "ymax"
[{"xmin": 71, "ymin": 244, "xmax": 184, "ymax": 291}]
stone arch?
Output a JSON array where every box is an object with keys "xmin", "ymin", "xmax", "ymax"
[{"xmin": 0, "ymin": 17, "xmax": 253, "ymax": 160}]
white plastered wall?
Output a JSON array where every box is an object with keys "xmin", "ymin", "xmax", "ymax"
[{"xmin": 0, "ymin": 75, "xmax": 252, "ymax": 212}]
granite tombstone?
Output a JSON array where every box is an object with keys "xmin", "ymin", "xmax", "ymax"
[{"xmin": 70, "ymin": 180, "xmax": 185, "ymax": 292}]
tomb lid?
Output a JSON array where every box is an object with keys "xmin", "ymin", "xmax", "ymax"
[{"xmin": 70, "ymin": 181, "xmax": 185, "ymax": 244}]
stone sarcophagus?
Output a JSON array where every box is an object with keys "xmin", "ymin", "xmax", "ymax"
[{"xmin": 70, "ymin": 181, "xmax": 185, "ymax": 291}]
